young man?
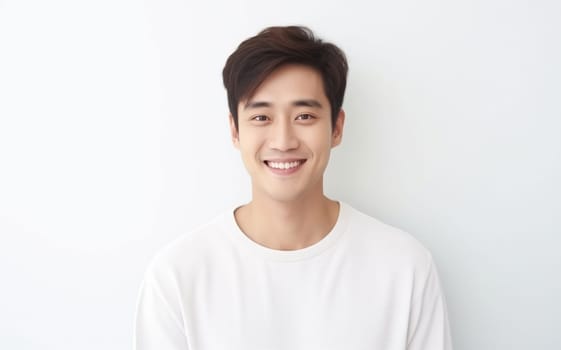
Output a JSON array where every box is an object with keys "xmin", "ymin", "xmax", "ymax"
[{"xmin": 135, "ymin": 26, "xmax": 453, "ymax": 350}]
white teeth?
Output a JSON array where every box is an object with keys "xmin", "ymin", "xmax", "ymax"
[{"xmin": 267, "ymin": 161, "xmax": 301, "ymax": 169}]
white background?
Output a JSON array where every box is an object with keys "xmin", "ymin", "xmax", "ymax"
[{"xmin": 1, "ymin": 0, "xmax": 560, "ymax": 349}]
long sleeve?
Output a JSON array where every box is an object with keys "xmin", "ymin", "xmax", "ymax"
[
  {"xmin": 406, "ymin": 254, "xmax": 453, "ymax": 350},
  {"xmin": 134, "ymin": 262, "xmax": 189, "ymax": 350}
]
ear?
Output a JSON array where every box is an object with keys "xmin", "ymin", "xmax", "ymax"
[
  {"xmin": 229, "ymin": 114, "xmax": 240, "ymax": 149},
  {"xmin": 331, "ymin": 109, "xmax": 345, "ymax": 148}
]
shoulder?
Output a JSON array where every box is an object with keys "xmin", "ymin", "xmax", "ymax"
[
  {"xmin": 343, "ymin": 203, "xmax": 433, "ymax": 271},
  {"xmin": 143, "ymin": 211, "xmax": 231, "ymax": 280}
]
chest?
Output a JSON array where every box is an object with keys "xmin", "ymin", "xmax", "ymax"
[{"xmin": 179, "ymin": 255, "xmax": 414, "ymax": 350}]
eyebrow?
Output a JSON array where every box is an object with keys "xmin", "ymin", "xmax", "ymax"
[{"xmin": 244, "ymin": 99, "xmax": 323, "ymax": 110}]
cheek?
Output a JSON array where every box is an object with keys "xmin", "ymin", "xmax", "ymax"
[
  {"xmin": 305, "ymin": 128, "xmax": 333, "ymax": 151},
  {"xmin": 238, "ymin": 133, "xmax": 264, "ymax": 157}
]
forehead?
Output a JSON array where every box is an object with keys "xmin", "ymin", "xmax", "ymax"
[{"xmin": 242, "ymin": 64, "xmax": 328, "ymax": 107}]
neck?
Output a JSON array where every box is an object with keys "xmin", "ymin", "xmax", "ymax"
[{"xmin": 234, "ymin": 192, "xmax": 340, "ymax": 251}]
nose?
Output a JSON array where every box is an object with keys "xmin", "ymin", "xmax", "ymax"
[{"xmin": 268, "ymin": 118, "xmax": 299, "ymax": 151}]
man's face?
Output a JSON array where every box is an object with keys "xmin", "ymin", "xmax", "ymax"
[{"xmin": 230, "ymin": 64, "xmax": 345, "ymax": 203}]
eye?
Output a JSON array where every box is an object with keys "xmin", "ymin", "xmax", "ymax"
[
  {"xmin": 252, "ymin": 115, "xmax": 269, "ymax": 122},
  {"xmin": 296, "ymin": 113, "xmax": 315, "ymax": 121}
]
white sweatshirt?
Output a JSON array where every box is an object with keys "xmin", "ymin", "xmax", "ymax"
[{"xmin": 134, "ymin": 202, "xmax": 453, "ymax": 350}]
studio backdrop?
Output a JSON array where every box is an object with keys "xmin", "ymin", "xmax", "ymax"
[{"xmin": 0, "ymin": 0, "xmax": 559, "ymax": 349}]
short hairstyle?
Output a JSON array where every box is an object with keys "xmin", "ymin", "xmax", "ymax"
[{"xmin": 222, "ymin": 26, "xmax": 348, "ymax": 130}]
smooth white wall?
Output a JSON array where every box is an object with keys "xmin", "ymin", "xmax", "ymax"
[{"xmin": 1, "ymin": 0, "xmax": 559, "ymax": 349}]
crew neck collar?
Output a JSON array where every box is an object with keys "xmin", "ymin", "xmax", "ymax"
[{"xmin": 222, "ymin": 201, "xmax": 351, "ymax": 262}]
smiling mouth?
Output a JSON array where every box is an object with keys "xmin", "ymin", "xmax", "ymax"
[{"xmin": 263, "ymin": 159, "xmax": 306, "ymax": 172}]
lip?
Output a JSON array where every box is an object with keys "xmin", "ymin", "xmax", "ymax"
[{"xmin": 263, "ymin": 159, "xmax": 306, "ymax": 176}]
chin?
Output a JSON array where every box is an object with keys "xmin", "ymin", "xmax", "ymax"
[
  {"xmin": 254, "ymin": 186, "xmax": 304, "ymax": 203},
  {"xmin": 266, "ymin": 192, "xmax": 302, "ymax": 203}
]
